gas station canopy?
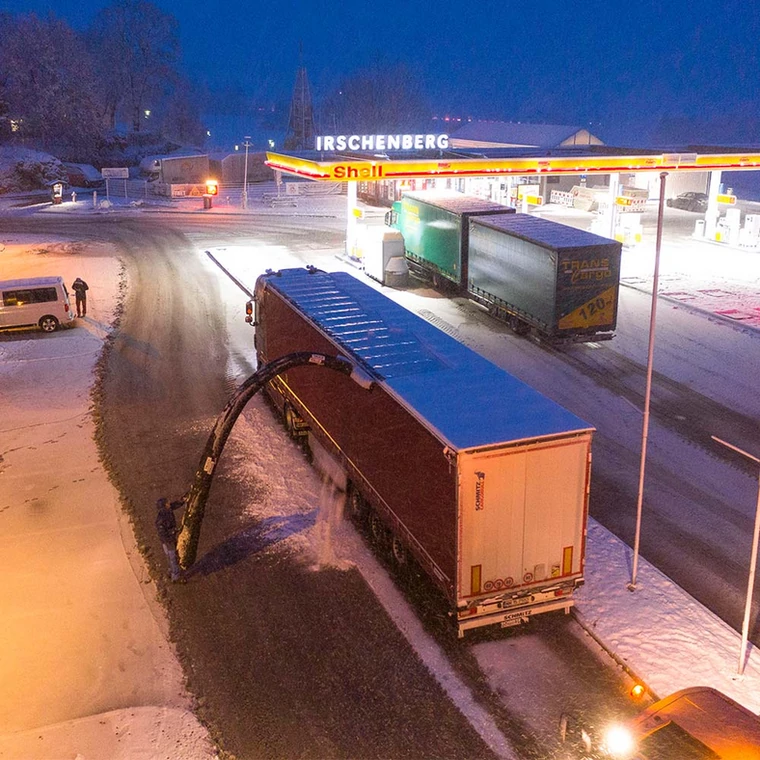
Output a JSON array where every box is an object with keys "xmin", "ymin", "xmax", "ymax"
[{"xmin": 266, "ymin": 145, "xmax": 760, "ymax": 182}]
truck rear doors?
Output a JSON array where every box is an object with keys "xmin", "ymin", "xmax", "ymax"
[{"xmin": 457, "ymin": 435, "xmax": 590, "ymax": 608}]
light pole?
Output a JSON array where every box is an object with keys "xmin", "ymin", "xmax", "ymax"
[
  {"xmin": 242, "ymin": 135, "xmax": 252, "ymax": 209},
  {"xmin": 711, "ymin": 435, "xmax": 760, "ymax": 677},
  {"xmin": 629, "ymin": 171, "xmax": 668, "ymax": 591}
]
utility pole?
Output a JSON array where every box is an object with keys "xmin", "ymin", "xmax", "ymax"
[
  {"xmin": 242, "ymin": 136, "xmax": 252, "ymax": 210},
  {"xmin": 711, "ymin": 435, "xmax": 760, "ymax": 677},
  {"xmin": 629, "ymin": 171, "xmax": 668, "ymax": 591}
]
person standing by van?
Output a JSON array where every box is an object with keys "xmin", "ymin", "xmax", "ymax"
[{"xmin": 72, "ymin": 277, "xmax": 89, "ymax": 317}]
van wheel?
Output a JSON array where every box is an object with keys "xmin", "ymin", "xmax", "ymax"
[{"xmin": 39, "ymin": 316, "xmax": 59, "ymax": 333}]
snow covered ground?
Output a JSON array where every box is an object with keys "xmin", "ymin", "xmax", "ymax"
[{"xmin": 0, "ymin": 238, "xmax": 216, "ymax": 759}]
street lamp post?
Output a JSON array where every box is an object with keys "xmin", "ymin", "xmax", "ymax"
[
  {"xmin": 629, "ymin": 171, "xmax": 668, "ymax": 591},
  {"xmin": 711, "ymin": 435, "xmax": 760, "ymax": 677},
  {"xmin": 242, "ymin": 135, "xmax": 252, "ymax": 209}
]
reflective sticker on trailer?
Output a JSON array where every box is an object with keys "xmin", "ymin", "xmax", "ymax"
[
  {"xmin": 558, "ymin": 285, "xmax": 618, "ymax": 329},
  {"xmin": 563, "ymin": 546, "xmax": 574, "ymax": 575},
  {"xmin": 474, "ymin": 471, "xmax": 485, "ymax": 511}
]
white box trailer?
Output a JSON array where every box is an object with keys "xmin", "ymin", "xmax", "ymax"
[{"xmin": 253, "ymin": 268, "xmax": 594, "ymax": 636}]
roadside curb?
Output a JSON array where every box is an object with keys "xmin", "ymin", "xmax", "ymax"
[{"xmin": 571, "ymin": 607, "xmax": 659, "ymax": 702}]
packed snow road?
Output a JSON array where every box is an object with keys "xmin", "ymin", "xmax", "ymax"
[{"xmin": 2, "ymin": 210, "xmax": 758, "ymax": 758}]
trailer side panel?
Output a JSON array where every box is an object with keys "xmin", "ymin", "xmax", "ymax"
[
  {"xmin": 256, "ymin": 281, "xmax": 459, "ymax": 593},
  {"xmin": 469, "ymin": 214, "xmax": 622, "ymax": 339}
]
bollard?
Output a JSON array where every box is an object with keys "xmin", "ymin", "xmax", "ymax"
[
  {"xmin": 71, "ymin": 191, "xmax": 77, "ymax": 204},
  {"xmin": 93, "ymin": 190, "xmax": 97, "ymax": 208}
]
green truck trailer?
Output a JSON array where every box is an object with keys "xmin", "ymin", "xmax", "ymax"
[
  {"xmin": 387, "ymin": 190, "xmax": 622, "ymax": 342},
  {"xmin": 384, "ymin": 190, "xmax": 514, "ymax": 288}
]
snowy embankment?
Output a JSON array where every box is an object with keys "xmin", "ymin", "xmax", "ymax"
[
  {"xmin": 0, "ymin": 237, "xmax": 216, "ymax": 759},
  {"xmin": 0, "ymin": 146, "xmax": 66, "ymax": 193}
]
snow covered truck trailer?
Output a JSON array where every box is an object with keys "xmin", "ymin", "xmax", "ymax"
[
  {"xmin": 467, "ymin": 214, "xmax": 623, "ymax": 342},
  {"xmin": 253, "ymin": 268, "xmax": 594, "ymax": 637},
  {"xmin": 387, "ymin": 191, "xmax": 622, "ymax": 342},
  {"xmin": 385, "ymin": 190, "xmax": 514, "ymax": 290}
]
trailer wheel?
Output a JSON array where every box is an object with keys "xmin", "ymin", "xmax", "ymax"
[
  {"xmin": 509, "ymin": 316, "xmax": 530, "ymax": 336},
  {"xmin": 391, "ymin": 536, "xmax": 408, "ymax": 567},
  {"xmin": 284, "ymin": 404, "xmax": 300, "ymax": 438},
  {"xmin": 369, "ymin": 512, "xmax": 389, "ymax": 549},
  {"xmin": 346, "ymin": 486, "xmax": 368, "ymax": 524}
]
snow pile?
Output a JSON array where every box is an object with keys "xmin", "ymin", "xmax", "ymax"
[
  {"xmin": 576, "ymin": 518, "xmax": 760, "ymax": 712},
  {"xmin": 0, "ymin": 146, "xmax": 66, "ymax": 192}
]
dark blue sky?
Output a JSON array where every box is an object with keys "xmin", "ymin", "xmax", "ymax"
[{"xmin": 5, "ymin": 0, "xmax": 760, "ymax": 145}]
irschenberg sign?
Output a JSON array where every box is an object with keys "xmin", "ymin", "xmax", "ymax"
[{"xmin": 316, "ymin": 134, "xmax": 449, "ymax": 152}]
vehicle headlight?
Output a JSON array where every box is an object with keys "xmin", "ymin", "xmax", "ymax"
[{"xmin": 601, "ymin": 724, "xmax": 636, "ymax": 758}]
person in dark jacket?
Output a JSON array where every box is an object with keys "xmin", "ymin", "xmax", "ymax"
[
  {"xmin": 71, "ymin": 277, "xmax": 89, "ymax": 317},
  {"xmin": 155, "ymin": 496, "xmax": 185, "ymax": 582}
]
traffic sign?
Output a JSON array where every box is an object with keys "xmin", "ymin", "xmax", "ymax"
[{"xmin": 102, "ymin": 167, "xmax": 129, "ymax": 179}]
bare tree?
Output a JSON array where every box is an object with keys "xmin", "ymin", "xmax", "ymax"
[
  {"xmin": 161, "ymin": 78, "xmax": 207, "ymax": 146},
  {"xmin": 0, "ymin": 13, "xmax": 102, "ymax": 150},
  {"xmin": 88, "ymin": 0, "xmax": 180, "ymax": 132},
  {"xmin": 321, "ymin": 59, "xmax": 430, "ymax": 135}
]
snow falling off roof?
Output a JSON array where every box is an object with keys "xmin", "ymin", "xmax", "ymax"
[{"xmin": 265, "ymin": 268, "xmax": 593, "ymax": 450}]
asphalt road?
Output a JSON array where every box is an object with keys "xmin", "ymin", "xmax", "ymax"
[{"xmin": 4, "ymin": 210, "xmax": 758, "ymax": 758}]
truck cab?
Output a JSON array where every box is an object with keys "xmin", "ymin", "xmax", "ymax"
[
  {"xmin": 384, "ymin": 200, "xmax": 401, "ymax": 228},
  {"xmin": 561, "ymin": 687, "xmax": 760, "ymax": 759}
]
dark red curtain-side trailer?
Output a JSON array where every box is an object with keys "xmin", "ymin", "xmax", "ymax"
[
  {"xmin": 254, "ymin": 271, "xmax": 460, "ymax": 597},
  {"xmin": 253, "ymin": 268, "xmax": 594, "ymax": 636}
]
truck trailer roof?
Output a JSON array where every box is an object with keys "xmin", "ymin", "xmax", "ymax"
[
  {"xmin": 473, "ymin": 212, "xmax": 620, "ymax": 251},
  {"xmin": 401, "ymin": 190, "xmax": 511, "ymax": 216},
  {"xmin": 261, "ymin": 268, "xmax": 593, "ymax": 451}
]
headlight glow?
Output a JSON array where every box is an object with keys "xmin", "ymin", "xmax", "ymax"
[{"xmin": 602, "ymin": 724, "xmax": 636, "ymax": 758}]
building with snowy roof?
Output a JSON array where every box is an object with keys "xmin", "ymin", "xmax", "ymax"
[{"xmin": 449, "ymin": 121, "xmax": 604, "ymax": 149}]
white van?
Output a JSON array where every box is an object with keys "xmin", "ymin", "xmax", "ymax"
[{"xmin": 0, "ymin": 276, "xmax": 76, "ymax": 332}]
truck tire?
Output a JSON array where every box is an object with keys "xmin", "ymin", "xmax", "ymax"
[
  {"xmin": 369, "ymin": 511, "xmax": 390, "ymax": 549},
  {"xmin": 346, "ymin": 486, "xmax": 368, "ymax": 524},
  {"xmin": 391, "ymin": 536, "xmax": 408, "ymax": 567},
  {"xmin": 284, "ymin": 404, "xmax": 301, "ymax": 439},
  {"xmin": 509, "ymin": 316, "xmax": 530, "ymax": 336}
]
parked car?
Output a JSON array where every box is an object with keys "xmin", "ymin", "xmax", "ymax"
[
  {"xmin": 560, "ymin": 686, "xmax": 760, "ymax": 759},
  {"xmin": 666, "ymin": 191, "xmax": 708, "ymax": 212},
  {"xmin": 63, "ymin": 162, "xmax": 105, "ymax": 188},
  {"xmin": 0, "ymin": 276, "xmax": 75, "ymax": 332}
]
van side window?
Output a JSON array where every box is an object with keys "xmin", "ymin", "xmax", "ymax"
[
  {"xmin": 31, "ymin": 287, "xmax": 58, "ymax": 303},
  {"xmin": 2, "ymin": 287, "xmax": 58, "ymax": 306}
]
